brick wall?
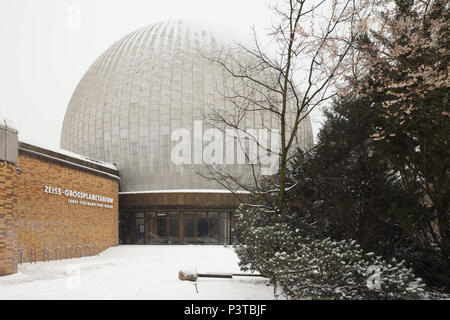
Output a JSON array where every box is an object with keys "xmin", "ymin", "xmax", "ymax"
[
  {"xmin": 0, "ymin": 161, "xmax": 18, "ymax": 276},
  {"xmin": 15, "ymin": 151, "xmax": 119, "ymax": 264},
  {"xmin": 0, "ymin": 147, "xmax": 119, "ymax": 276}
]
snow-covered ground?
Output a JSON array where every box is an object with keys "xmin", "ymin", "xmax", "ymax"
[{"xmin": 0, "ymin": 245, "xmax": 275, "ymax": 300}]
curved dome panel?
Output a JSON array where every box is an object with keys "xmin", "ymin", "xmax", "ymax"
[{"xmin": 61, "ymin": 20, "xmax": 314, "ymax": 192}]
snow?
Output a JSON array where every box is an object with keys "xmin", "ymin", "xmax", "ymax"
[
  {"xmin": 4, "ymin": 118, "xmax": 18, "ymax": 131},
  {"xmin": 179, "ymin": 266, "xmax": 198, "ymax": 277},
  {"xmin": 0, "ymin": 245, "xmax": 274, "ymax": 300},
  {"xmin": 19, "ymin": 137, "xmax": 118, "ymax": 171},
  {"xmin": 0, "ymin": 112, "xmax": 18, "ymax": 131}
]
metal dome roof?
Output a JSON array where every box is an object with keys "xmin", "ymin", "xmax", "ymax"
[{"xmin": 60, "ymin": 20, "xmax": 314, "ymax": 192}]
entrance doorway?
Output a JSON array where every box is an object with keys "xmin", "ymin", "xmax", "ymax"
[
  {"xmin": 144, "ymin": 212, "xmax": 180, "ymax": 244},
  {"xmin": 119, "ymin": 211, "xmax": 233, "ymax": 245}
]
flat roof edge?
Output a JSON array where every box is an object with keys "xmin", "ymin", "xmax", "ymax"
[
  {"xmin": 119, "ymin": 189, "xmax": 251, "ymax": 195},
  {"xmin": 19, "ymin": 141, "xmax": 118, "ymax": 172},
  {"xmin": 19, "ymin": 142, "xmax": 120, "ymax": 180}
]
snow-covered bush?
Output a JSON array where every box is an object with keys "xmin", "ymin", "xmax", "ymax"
[
  {"xmin": 234, "ymin": 205, "xmax": 298, "ymax": 281},
  {"xmin": 275, "ymin": 238, "xmax": 426, "ymax": 300},
  {"xmin": 234, "ymin": 206, "xmax": 426, "ymax": 300}
]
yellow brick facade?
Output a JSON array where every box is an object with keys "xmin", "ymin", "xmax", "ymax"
[
  {"xmin": 0, "ymin": 147, "xmax": 119, "ymax": 275},
  {"xmin": 0, "ymin": 161, "xmax": 18, "ymax": 275}
]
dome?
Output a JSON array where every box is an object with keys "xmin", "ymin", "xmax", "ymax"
[{"xmin": 61, "ymin": 20, "xmax": 314, "ymax": 192}]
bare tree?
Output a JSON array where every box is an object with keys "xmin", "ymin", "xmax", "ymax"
[{"xmin": 199, "ymin": 0, "xmax": 376, "ymax": 219}]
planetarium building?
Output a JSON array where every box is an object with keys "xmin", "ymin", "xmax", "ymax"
[
  {"xmin": 60, "ymin": 20, "xmax": 314, "ymax": 246},
  {"xmin": 0, "ymin": 20, "xmax": 313, "ymax": 276},
  {"xmin": 0, "ymin": 21, "xmax": 312, "ymax": 276}
]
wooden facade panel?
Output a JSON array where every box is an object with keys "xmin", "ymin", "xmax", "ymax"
[{"xmin": 119, "ymin": 192, "xmax": 248, "ymax": 212}]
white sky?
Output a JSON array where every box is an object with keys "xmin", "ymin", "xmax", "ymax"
[{"xmin": 0, "ymin": 0, "xmax": 323, "ymax": 150}]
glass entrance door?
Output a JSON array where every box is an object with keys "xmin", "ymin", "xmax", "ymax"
[
  {"xmin": 143, "ymin": 212, "xmax": 181, "ymax": 244},
  {"xmin": 168, "ymin": 213, "xmax": 180, "ymax": 244},
  {"xmin": 120, "ymin": 211, "xmax": 232, "ymax": 245},
  {"xmin": 183, "ymin": 212, "xmax": 197, "ymax": 244},
  {"xmin": 182, "ymin": 212, "xmax": 229, "ymax": 244},
  {"xmin": 196, "ymin": 212, "xmax": 219, "ymax": 244},
  {"xmin": 135, "ymin": 213, "xmax": 145, "ymax": 244}
]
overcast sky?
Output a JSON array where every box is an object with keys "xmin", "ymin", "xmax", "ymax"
[{"xmin": 0, "ymin": 0, "xmax": 323, "ymax": 150}]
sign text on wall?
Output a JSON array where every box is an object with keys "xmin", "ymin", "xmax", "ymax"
[{"xmin": 44, "ymin": 186, "xmax": 114, "ymax": 209}]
